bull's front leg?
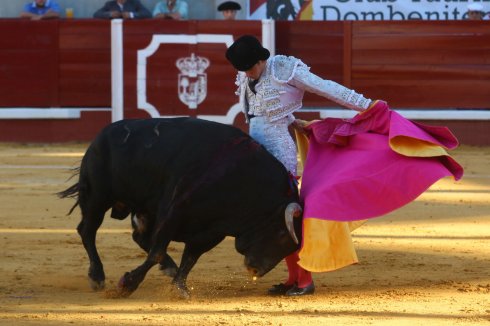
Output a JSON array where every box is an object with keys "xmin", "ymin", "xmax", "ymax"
[
  {"xmin": 173, "ymin": 235, "xmax": 225, "ymax": 298},
  {"xmin": 117, "ymin": 250, "xmax": 179, "ymax": 297},
  {"xmin": 171, "ymin": 249, "xmax": 198, "ymax": 299},
  {"xmin": 159, "ymin": 254, "xmax": 178, "ymax": 277},
  {"xmin": 118, "ymin": 207, "xmax": 179, "ymax": 297},
  {"xmin": 131, "ymin": 217, "xmax": 178, "ymax": 278},
  {"xmin": 117, "ymin": 258, "xmax": 157, "ymax": 297}
]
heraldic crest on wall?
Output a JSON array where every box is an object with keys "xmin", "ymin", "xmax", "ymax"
[{"xmin": 176, "ymin": 53, "xmax": 210, "ymax": 109}]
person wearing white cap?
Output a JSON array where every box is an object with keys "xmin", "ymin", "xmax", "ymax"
[
  {"xmin": 217, "ymin": 1, "xmax": 241, "ymax": 20},
  {"xmin": 467, "ymin": 3, "xmax": 484, "ymax": 20}
]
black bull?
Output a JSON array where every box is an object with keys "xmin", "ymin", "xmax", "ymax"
[{"xmin": 59, "ymin": 118, "xmax": 302, "ymax": 297}]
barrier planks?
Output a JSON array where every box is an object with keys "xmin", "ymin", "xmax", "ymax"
[{"xmin": 0, "ymin": 19, "xmax": 488, "ymax": 144}]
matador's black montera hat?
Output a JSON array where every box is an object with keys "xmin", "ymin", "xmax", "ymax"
[
  {"xmin": 218, "ymin": 1, "xmax": 241, "ymax": 11},
  {"xmin": 225, "ymin": 35, "xmax": 270, "ymax": 71}
]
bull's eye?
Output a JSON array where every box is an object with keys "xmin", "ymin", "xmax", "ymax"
[{"xmin": 277, "ymin": 229, "xmax": 290, "ymax": 243}]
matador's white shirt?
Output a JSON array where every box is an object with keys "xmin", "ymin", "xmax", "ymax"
[{"xmin": 234, "ymin": 55, "xmax": 372, "ymax": 174}]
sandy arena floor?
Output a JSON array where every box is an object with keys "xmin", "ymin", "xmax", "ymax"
[{"xmin": 0, "ymin": 142, "xmax": 488, "ymax": 325}]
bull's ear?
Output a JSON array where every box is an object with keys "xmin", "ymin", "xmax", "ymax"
[{"xmin": 285, "ymin": 203, "xmax": 302, "ymax": 244}]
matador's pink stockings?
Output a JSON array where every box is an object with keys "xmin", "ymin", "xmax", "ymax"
[{"xmin": 284, "ymin": 252, "xmax": 312, "ymax": 288}]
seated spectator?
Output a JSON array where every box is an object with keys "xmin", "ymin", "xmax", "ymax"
[
  {"xmin": 20, "ymin": 0, "xmax": 60, "ymax": 20},
  {"xmin": 94, "ymin": 0, "xmax": 151, "ymax": 19},
  {"xmin": 466, "ymin": 3, "xmax": 485, "ymax": 20},
  {"xmin": 217, "ymin": 1, "xmax": 241, "ymax": 20},
  {"xmin": 153, "ymin": 0, "xmax": 188, "ymax": 20}
]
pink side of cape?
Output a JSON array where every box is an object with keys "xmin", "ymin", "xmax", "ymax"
[{"xmin": 300, "ymin": 101, "xmax": 463, "ymax": 222}]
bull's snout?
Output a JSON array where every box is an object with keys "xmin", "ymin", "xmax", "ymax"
[
  {"xmin": 246, "ymin": 266, "xmax": 259, "ymax": 276},
  {"xmin": 244, "ymin": 256, "xmax": 263, "ymax": 278}
]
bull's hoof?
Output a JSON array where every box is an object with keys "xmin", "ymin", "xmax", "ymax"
[
  {"xmin": 88, "ymin": 264, "xmax": 105, "ymax": 291},
  {"xmin": 172, "ymin": 281, "xmax": 191, "ymax": 299},
  {"xmin": 114, "ymin": 287, "xmax": 133, "ymax": 298},
  {"xmin": 177, "ymin": 287, "xmax": 191, "ymax": 300},
  {"xmin": 89, "ymin": 279, "xmax": 105, "ymax": 291},
  {"xmin": 116, "ymin": 272, "xmax": 138, "ymax": 297},
  {"xmin": 103, "ymin": 287, "xmax": 131, "ymax": 299}
]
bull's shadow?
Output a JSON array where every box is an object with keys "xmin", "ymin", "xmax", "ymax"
[
  {"xmin": 88, "ymin": 234, "xmax": 489, "ymax": 300},
  {"xmin": 177, "ymin": 237, "xmax": 490, "ymax": 299}
]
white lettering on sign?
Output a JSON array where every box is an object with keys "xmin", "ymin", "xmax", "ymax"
[{"xmin": 247, "ymin": 0, "xmax": 490, "ymax": 20}]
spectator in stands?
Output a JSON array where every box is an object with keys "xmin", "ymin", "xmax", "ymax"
[
  {"xmin": 93, "ymin": 0, "xmax": 151, "ymax": 19},
  {"xmin": 153, "ymin": 0, "xmax": 188, "ymax": 20},
  {"xmin": 20, "ymin": 0, "xmax": 60, "ymax": 20},
  {"xmin": 466, "ymin": 3, "xmax": 485, "ymax": 20},
  {"xmin": 217, "ymin": 1, "xmax": 241, "ymax": 20}
]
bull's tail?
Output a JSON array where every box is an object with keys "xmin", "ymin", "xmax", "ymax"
[{"xmin": 57, "ymin": 182, "xmax": 80, "ymax": 215}]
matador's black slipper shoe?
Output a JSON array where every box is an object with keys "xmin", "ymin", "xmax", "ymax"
[
  {"xmin": 285, "ymin": 282, "xmax": 315, "ymax": 296},
  {"xmin": 267, "ymin": 283, "xmax": 294, "ymax": 295}
]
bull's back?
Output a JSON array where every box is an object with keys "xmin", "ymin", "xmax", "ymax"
[
  {"xmin": 102, "ymin": 118, "xmax": 248, "ymax": 168},
  {"xmin": 81, "ymin": 118, "xmax": 287, "ymax": 204}
]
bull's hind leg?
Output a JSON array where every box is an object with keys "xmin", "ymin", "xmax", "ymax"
[{"xmin": 77, "ymin": 210, "xmax": 106, "ymax": 290}]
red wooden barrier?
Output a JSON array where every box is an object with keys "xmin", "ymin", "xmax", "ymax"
[
  {"xmin": 350, "ymin": 21, "xmax": 490, "ymax": 109},
  {"xmin": 0, "ymin": 20, "xmax": 112, "ymax": 109},
  {"xmin": 58, "ymin": 20, "xmax": 111, "ymax": 107},
  {"xmin": 0, "ymin": 19, "xmax": 488, "ymax": 144},
  {"xmin": 276, "ymin": 20, "xmax": 490, "ymax": 110},
  {"xmin": 0, "ymin": 20, "xmax": 59, "ymax": 107},
  {"xmin": 276, "ymin": 21, "xmax": 346, "ymax": 108}
]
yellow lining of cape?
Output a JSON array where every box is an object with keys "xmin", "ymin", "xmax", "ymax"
[
  {"xmin": 368, "ymin": 100, "xmax": 449, "ymax": 158},
  {"xmin": 298, "ymin": 218, "xmax": 364, "ymax": 272},
  {"xmin": 390, "ymin": 136, "xmax": 449, "ymax": 158},
  {"xmin": 295, "ymin": 127, "xmax": 313, "ymax": 173},
  {"xmin": 295, "ymin": 128, "xmax": 364, "ymax": 273}
]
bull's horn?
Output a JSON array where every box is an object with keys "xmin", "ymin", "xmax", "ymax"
[{"xmin": 284, "ymin": 203, "xmax": 302, "ymax": 245}]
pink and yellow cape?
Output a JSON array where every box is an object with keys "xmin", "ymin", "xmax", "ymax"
[{"xmin": 295, "ymin": 101, "xmax": 463, "ymax": 272}]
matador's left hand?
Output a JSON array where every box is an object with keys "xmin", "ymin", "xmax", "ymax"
[{"xmin": 291, "ymin": 119, "xmax": 310, "ymax": 134}]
